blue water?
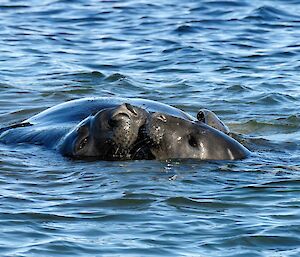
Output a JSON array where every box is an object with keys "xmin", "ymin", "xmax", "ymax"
[{"xmin": 0, "ymin": 0, "xmax": 300, "ymax": 256}]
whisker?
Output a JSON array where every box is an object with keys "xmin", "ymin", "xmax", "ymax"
[
  {"xmin": 131, "ymin": 138, "xmax": 153, "ymax": 159},
  {"xmin": 131, "ymin": 137, "xmax": 150, "ymax": 150},
  {"xmin": 114, "ymin": 145, "xmax": 120, "ymax": 157}
]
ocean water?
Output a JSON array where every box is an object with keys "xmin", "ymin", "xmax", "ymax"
[{"xmin": 0, "ymin": 0, "xmax": 300, "ymax": 256}]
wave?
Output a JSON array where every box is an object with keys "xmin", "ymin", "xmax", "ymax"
[{"xmin": 244, "ymin": 5, "xmax": 300, "ymax": 22}]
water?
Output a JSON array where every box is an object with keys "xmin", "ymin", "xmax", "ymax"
[{"xmin": 0, "ymin": 0, "xmax": 300, "ymax": 256}]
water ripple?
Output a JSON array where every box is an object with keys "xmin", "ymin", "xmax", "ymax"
[{"xmin": 1, "ymin": 0, "xmax": 300, "ymax": 256}]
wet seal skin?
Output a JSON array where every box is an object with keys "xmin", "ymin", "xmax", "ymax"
[
  {"xmin": 142, "ymin": 112, "xmax": 250, "ymax": 160},
  {"xmin": 0, "ymin": 97, "xmax": 250, "ymax": 161},
  {"xmin": 58, "ymin": 103, "xmax": 149, "ymax": 160}
]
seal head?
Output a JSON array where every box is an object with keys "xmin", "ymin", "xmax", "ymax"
[
  {"xmin": 58, "ymin": 103, "xmax": 149, "ymax": 160},
  {"xmin": 143, "ymin": 113, "xmax": 250, "ymax": 160}
]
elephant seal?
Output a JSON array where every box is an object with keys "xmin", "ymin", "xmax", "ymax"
[
  {"xmin": 0, "ymin": 97, "xmax": 248, "ymax": 160},
  {"xmin": 24, "ymin": 97, "xmax": 229, "ymax": 133},
  {"xmin": 58, "ymin": 103, "xmax": 152, "ymax": 160},
  {"xmin": 0, "ymin": 103, "xmax": 150, "ymax": 160},
  {"xmin": 141, "ymin": 112, "xmax": 250, "ymax": 160}
]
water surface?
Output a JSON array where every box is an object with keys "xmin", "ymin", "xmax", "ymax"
[{"xmin": 0, "ymin": 0, "xmax": 300, "ymax": 256}]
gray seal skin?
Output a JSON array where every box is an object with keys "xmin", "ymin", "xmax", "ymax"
[
  {"xmin": 25, "ymin": 97, "xmax": 229, "ymax": 132},
  {"xmin": 143, "ymin": 112, "xmax": 250, "ymax": 160},
  {"xmin": 0, "ymin": 97, "xmax": 248, "ymax": 160},
  {"xmin": 0, "ymin": 102, "xmax": 150, "ymax": 160},
  {"xmin": 59, "ymin": 103, "xmax": 150, "ymax": 160},
  {"xmin": 0, "ymin": 97, "xmax": 196, "ymax": 147},
  {"xmin": 197, "ymin": 109, "xmax": 230, "ymax": 134}
]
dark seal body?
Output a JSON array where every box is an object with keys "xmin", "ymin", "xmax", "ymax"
[
  {"xmin": 0, "ymin": 97, "xmax": 194, "ymax": 148},
  {"xmin": 0, "ymin": 97, "xmax": 250, "ymax": 161}
]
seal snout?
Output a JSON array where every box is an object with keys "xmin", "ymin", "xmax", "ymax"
[
  {"xmin": 89, "ymin": 103, "xmax": 150, "ymax": 160},
  {"xmin": 109, "ymin": 103, "xmax": 141, "ymax": 123},
  {"xmin": 141, "ymin": 112, "xmax": 167, "ymax": 148},
  {"xmin": 124, "ymin": 103, "xmax": 138, "ymax": 116}
]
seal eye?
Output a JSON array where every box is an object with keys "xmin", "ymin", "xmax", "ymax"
[
  {"xmin": 188, "ymin": 135, "xmax": 198, "ymax": 148},
  {"xmin": 78, "ymin": 137, "xmax": 89, "ymax": 150},
  {"xmin": 197, "ymin": 111, "xmax": 205, "ymax": 122}
]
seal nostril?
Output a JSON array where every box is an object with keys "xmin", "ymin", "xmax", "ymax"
[
  {"xmin": 197, "ymin": 111, "xmax": 205, "ymax": 122},
  {"xmin": 125, "ymin": 103, "xmax": 137, "ymax": 116},
  {"xmin": 156, "ymin": 114, "xmax": 167, "ymax": 122},
  {"xmin": 109, "ymin": 112, "xmax": 131, "ymax": 127}
]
